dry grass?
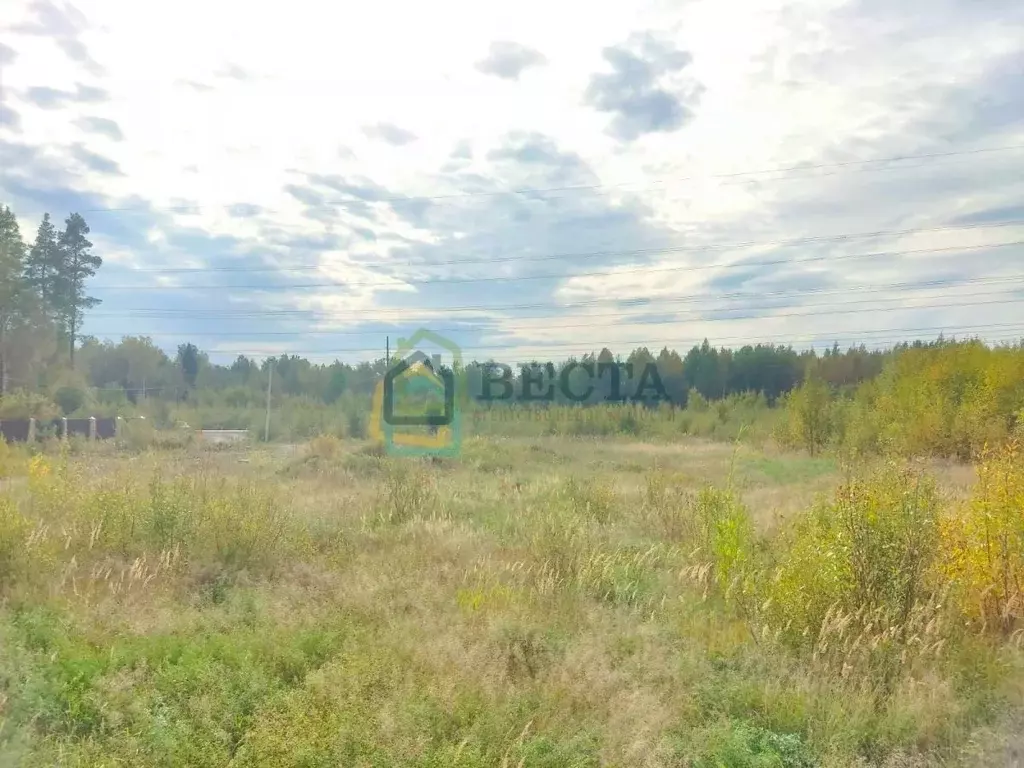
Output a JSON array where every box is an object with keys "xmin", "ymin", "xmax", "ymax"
[{"xmin": 0, "ymin": 435, "xmax": 1019, "ymax": 766}]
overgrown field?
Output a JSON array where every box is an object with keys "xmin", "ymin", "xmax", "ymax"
[{"xmin": 0, "ymin": 434, "xmax": 1022, "ymax": 766}]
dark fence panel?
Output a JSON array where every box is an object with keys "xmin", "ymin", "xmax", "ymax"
[
  {"xmin": 0, "ymin": 416, "xmax": 122, "ymax": 441},
  {"xmin": 36, "ymin": 419, "xmax": 63, "ymax": 439},
  {"xmin": 0, "ymin": 420, "xmax": 31, "ymax": 442},
  {"xmin": 95, "ymin": 417, "xmax": 117, "ymax": 439},
  {"xmin": 66, "ymin": 418, "xmax": 91, "ymax": 438}
]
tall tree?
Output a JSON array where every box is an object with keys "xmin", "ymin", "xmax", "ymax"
[
  {"xmin": 178, "ymin": 343, "xmax": 200, "ymax": 389},
  {"xmin": 79, "ymin": 336, "xmax": 171, "ymax": 399},
  {"xmin": 55, "ymin": 213, "xmax": 102, "ymax": 367},
  {"xmin": 24, "ymin": 213, "xmax": 60, "ymax": 314},
  {"xmin": 0, "ymin": 206, "xmax": 28, "ymax": 393}
]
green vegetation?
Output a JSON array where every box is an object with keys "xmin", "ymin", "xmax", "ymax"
[
  {"xmin": 0, "ymin": 206, "xmax": 103, "ymax": 384},
  {"xmin": 778, "ymin": 339, "xmax": 1024, "ymax": 460},
  {"xmin": 0, "ymin": 434, "xmax": 1021, "ymax": 765}
]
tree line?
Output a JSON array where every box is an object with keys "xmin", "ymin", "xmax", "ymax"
[
  {"xmin": 63, "ymin": 333, "xmax": 900, "ymax": 414},
  {"xmin": 0, "ymin": 205, "xmax": 103, "ymax": 393},
  {"xmin": 461, "ymin": 340, "xmax": 889, "ymax": 407}
]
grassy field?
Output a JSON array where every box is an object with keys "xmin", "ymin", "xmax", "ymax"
[{"xmin": 0, "ymin": 433, "xmax": 1022, "ymax": 766}]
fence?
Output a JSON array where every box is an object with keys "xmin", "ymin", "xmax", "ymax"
[
  {"xmin": 0, "ymin": 416, "xmax": 120, "ymax": 443},
  {"xmin": 0, "ymin": 420, "xmax": 33, "ymax": 443}
]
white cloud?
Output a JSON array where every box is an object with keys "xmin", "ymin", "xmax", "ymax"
[{"xmin": 1, "ymin": 0, "xmax": 1022, "ymax": 362}]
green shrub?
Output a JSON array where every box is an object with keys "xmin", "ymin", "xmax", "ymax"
[
  {"xmin": 53, "ymin": 386, "xmax": 87, "ymax": 416},
  {"xmin": 0, "ymin": 390, "xmax": 60, "ymax": 421},
  {"xmin": 683, "ymin": 719, "xmax": 816, "ymax": 768},
  {"xmin": 692, "ymin": 487, "xmax": 757, "ymax": 590},
  {"xmin": 0, "ymin": 496, "xmax": 31, "ymax": 589},
  {"xmin": 763, "ymin": 461, "xmax": 944, "ymax": 664},
  {"xmin": 776, "ymin": 376, "xmax": 835, "ymax": 455}
]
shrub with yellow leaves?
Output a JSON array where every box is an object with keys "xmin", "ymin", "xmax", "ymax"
[
  {"xmin": 939, "ymin": 438, "xmax": 1024, "ymax": 633},
  {"xmin": 27, "ymin": 453, "xmax": 50, "ymax": 482}
]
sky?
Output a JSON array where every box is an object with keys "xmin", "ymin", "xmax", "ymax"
[{"xmin": 1, "ymin": 0, "xmax": 1023, "ymax": 365}]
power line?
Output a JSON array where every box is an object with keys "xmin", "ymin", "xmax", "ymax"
[
  {"xmin": 194, "ymin": 330, "xmax": 1024, "ymax": 359},
  {"xmin": 168, "ymin": 299, "xmax": 1024, "ymax": 355},
  {"xmin": 82, "ymin": 285, "xmax": 1024, "ymax": 337},
  {"xmin": 80, "ymin": 142, "xmax": 1024, "ymax": 214},
  {"xmin": 84, "ymin": 273, "xmax": 1024, "ymax": 322},
  {"xmin": 95, "ymin": 219, "xmax": 1024, "ymax": 275},
  {"xmin": 86, "ymin": 240, "xmax": 1024, "ymax": 291},
  {"xmin": 79, "ymin": 321, "xmax": 1024, "ymax": 347}
]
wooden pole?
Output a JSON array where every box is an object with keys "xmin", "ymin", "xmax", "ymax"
[{"xmin": 264, "ymin": 362, "xmax": 273, "ymax": 442}]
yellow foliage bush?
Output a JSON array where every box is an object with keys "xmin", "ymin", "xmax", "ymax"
[
  {"xmin": 0, "ymin": 495, "xmax": 31, "ymax": 587},
  {"xmin": 939, "ymin": 439, "xmax": 1024, "ymax": 632},
  {"xmin": 763, "ymin": 462, "xmax": 942, "ymax": 650},
  {"xmin": 455, "ymin": 582, "xmax": 521, "ymax": 615},
  {"xmin": 783, "ymin": 341, "xmax": 1024, "ymax": 460},
  {"xmin": 856, "ymin": 341, "xmax": 1024, "ymax": 459},
  {"xmin": 27, "ymin": 453, "xmax": 50, "ymax": 482}
]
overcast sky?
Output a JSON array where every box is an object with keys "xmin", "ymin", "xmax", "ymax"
[{"xmin": 1, "ymin": 0, "xmax": 1023, "ymax": 364}]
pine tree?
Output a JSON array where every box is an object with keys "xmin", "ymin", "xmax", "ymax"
[
  {"xmin": 0, "ymin": 206, "xmax": 23, "ymax": 281},
  {"xmin": 24, "ymin": 212, "xmax": 60, "ymax": 315},
  {"xmin": 0, "ymin": 206, "xmax": 29, "ymax": 393},
  {"xmin": 55, "ymin": 213, "xmax": 102, "ymax": 367}
]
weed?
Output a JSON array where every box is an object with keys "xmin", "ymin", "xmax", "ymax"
[
  {"xmin": 306, "ymin": 434, "xmax": 343, "ymax": 461},
  {"xmin": 555, "ymin": 476, "xmax": 617, "ymax": 524},
  {"xmin": 0, "ymin": 432, "xmax": 1021, "ymax": 765},
  {"xmin": 375, "ymin": 461, "xmax": 439, "ymax": 525},
  {"xmin": 681, "ymin": 719, "xmax": 817, "ymax": 768},
  {"xmin": 497, "ymin": 624, "xmax": 551, "ymax": 681}
]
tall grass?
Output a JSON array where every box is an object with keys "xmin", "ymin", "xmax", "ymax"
[
  {"xmin": 0, "ymin": 435, "xmax": 1021, "ymax": 765},
  {"xmin": 1, "ymin": 452, "xmax": 316, "ymax": 605}
]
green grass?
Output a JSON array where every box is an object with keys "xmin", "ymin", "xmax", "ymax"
[{"xmin": 736, "ymin": 454, "xmax": 837, "ymax": 485}]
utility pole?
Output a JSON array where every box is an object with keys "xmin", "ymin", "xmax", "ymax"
[
  {"xmin": 386, "ymin": 336, "xmax": 390, "ymax": 365},
  {"xmin": 264, "ymin": 361, "xmax": 273, "ymax": 442}
]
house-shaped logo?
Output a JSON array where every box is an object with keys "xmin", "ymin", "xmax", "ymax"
[{"xmin": 370, "ymin": 329, "xmax": 463, "ymax": 457}]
